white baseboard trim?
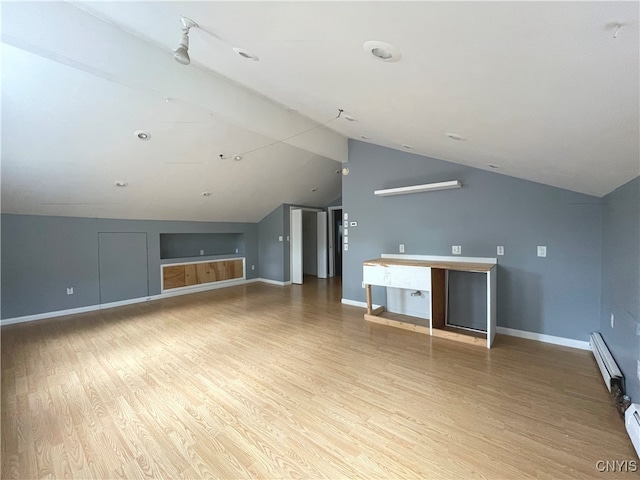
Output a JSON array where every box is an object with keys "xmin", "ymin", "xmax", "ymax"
[
  {"xmin": 496, "ymin": 327, "xmax": 590, "ymax": 350},
  {"xmin": 341, "ymin": 298, "xmax": 382, "ymax": 309},
  {"xmin": 1, "ymin": 278, "xmax": 263, "ymax": 327},
  {"xmin": 258, "ymin": 278, "xmax": 292, "ymax": 286}
]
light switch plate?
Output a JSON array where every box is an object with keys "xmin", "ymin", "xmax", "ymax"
[
  {"xmin": 278, "ymin": 236, "xmax": 283, "ymax": 242},
  {"xmin": 537, "ymin": 246, "xmax": 547, "ymax": 257},
  {"xmin": 344, "ymin": 213, "xmax": 348, "ymax": 220},
  {"xmin": 452, "ymin": 245, "xmax": 461, "ymax": 255},
  {"xmin": 344, "ymin": 244, "xmax": 349, "ymax": 251},
  {"xmin": 497, "ymin": 246, "xmax": 504, "ymax": 256},
  {"xmin": 344, "ymin": 237, "xmax": 348, "ymax": 244},
  {"xmin": 399, "ymin": 244, "xmax": 405, "ymax": 253},
  {"xmin": 343, "ymin": 228, "xmax": 348, "ymax": 236}
]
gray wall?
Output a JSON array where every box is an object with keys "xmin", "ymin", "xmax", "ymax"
[
  {"xmin": 302, "ymin": 211, "xmax": 318, "ymax": 275},
  {"xmin": 1, "ymin": 214, "xmax": 259, "ymax": 319},
  {"xmin": 600, "ymin": 176, "xmax": 640, "ymax": 401},
  {"xmin": 343, "ymin": 140, "xmax": 603, "ymax": 341},
  {"xmin": 258, "ymin": 205, "xmax": 286, "ymax": 282}
]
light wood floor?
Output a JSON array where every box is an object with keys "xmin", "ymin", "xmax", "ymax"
[{"xmin": 1, "ymin": 277, "xmax": 636, "ymax": 479}]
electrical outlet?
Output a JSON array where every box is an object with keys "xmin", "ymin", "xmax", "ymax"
[
  {"xmin": 611, "ymin": 313, "xmax": 615, "ymax": 328},
  {"xmin": 537, "ymin": 246, "xmax": 547, "ymax": 257},
  {"xmin": 278, "ymin": 236, "xmax": 283, "ymax": 242},
  {"xmin": 235, "ymin": 248, "xmax": 239, "ymax": 253},
  {"xmin": 399, "ymin": 244, "xmax": 405, "ymax": 253},
  {"xmin": 251, "ymin": 265, "xmax": 255, "ymax": 271},
  {"xmin": 362, "ymin": 282, "xmax": 365, "ymax": 289},
  {"xmin": 497, "ymin": 246, "xmax": 504, "ymax": 256},
  {"xmin": 200, "ymin": 249, "xmax": 204, "ymax": 255},
  {"xmin": 66, "ymin": 287, "xmax": 74, "ymax": 295},
  {"xmin": 452, "ymin": 245, "xmax": 461, "ymax": 255}
]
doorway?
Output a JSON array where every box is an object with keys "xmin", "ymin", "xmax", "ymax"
[
  {"xmin": 290, "ymin": 207, "xmax": 328, "ymax": 284},
  {"xmin": 328, "ymin": 207, "xmax": 343, "ymax": 277}
]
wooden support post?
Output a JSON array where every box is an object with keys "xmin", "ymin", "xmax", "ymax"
[{"xmin": 365, "ymin": 284, "xmax": 372, "ymax": 315}]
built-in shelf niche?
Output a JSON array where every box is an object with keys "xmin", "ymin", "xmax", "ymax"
[{"xmin": 160, "ymin": 233, "xmax": 244, "ymax": 259}]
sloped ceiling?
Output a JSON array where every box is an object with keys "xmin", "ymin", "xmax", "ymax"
[{"xmin": 2, "ymin": 1, "xmax": 639, "ymax": 223}]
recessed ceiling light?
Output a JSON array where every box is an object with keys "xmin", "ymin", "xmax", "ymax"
[
  {"xmin": 341, "ymin": 167, "xmax": 350, "ymax": 176},
  {"xmin": 311, "ymin": 187, "xmax": 318, "ymax": 192},
  {"xmin": 115, "ymin": 181, "xmax": 128, "ymax": 187},
  {"xmin": 233, "ymin": 154, "xmax": 243, "ymax": 161},
  {"xmin": 363, "ymin": 41, "xmax": 401, "ymax": 62},
  {"xmin": 202, "ymin": 191, "xmax": 212, "ymax": 197},
  {"xmin": 402, "ymin": 144, "xmax": 412, "ymax": 149},
  {"xmin": 134, "ymin": 130, "xmax": 151, "ymax": 141},
  {"xmin": 232, "ymin": 47, "xmax": 259, "ymax": 61},
  {"xmin": 360, "ymin": 135, "xmax": 369, "ymax": 140},
  {"xmin": 445, "ymin": 132, "xmax": 466, "ymax": 141},
  {"xmin": 488, "ymin": 164, "xmax": 500, "ymax": 169}
]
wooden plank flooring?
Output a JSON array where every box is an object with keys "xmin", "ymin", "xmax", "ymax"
[{"xmin": 1, "ymin": 277, "xmax": 636, "ymax": 479}]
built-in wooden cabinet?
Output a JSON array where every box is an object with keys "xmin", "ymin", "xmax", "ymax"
[{"xmin": 162, "ymin": 258, "xmax": 244, "ymax": 292}]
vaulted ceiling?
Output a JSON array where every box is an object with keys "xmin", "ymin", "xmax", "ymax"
[{"xmin": 2, "ymin": 1, "xmax": 638, "ymax": 222}]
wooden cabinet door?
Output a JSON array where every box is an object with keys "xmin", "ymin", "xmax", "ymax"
[
  {"xmin": 184, "ymin": 264, "xmax": 197, "ymax": 286},
  {"xmin": 163, "ymin": 265, "xmax": 186, "ymax": 290}
]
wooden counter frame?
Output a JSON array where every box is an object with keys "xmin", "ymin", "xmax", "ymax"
[{"xmin": 363, "ymin": 254, "xmax": 497, "ymax": 348}]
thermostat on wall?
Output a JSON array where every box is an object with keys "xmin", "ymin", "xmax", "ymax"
[{"xmin": 350, "ymin": 221, "xmax": 357, "ymax": 227}]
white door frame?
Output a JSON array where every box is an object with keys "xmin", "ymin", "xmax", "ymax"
[
  {"xmin": 327, "ymin": 206, "xmax": 342, "ymax": 278},
  {"xmin": 317, "ymin": 211, "xmax": 328, "ymax": 279},
  {"xmin": 289, "ymin": 206, "xmax": 323, "ymax": 284}
]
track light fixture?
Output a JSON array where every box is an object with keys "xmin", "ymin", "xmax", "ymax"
[{"xmin": 173, "ymin": 17, "xmax": 198, "ymax": 65}]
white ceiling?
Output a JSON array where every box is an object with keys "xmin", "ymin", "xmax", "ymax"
[{"xmin": 2, "ymin": 1, "xmax": 639, "ymax": 222}]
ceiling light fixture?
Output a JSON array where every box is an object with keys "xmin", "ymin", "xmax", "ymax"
[
  {"xmin": 232, "ymin": 47, "xmax": 259, "ymax": 61},
  {"xmin": 311, "ymin": 187, "xmax": 318, "ymax": 192},
  {"xmin": 363, "ymin": 41, "xmax": 401, "ymax": 62},
  {"xmin": 134, "ymin": 130, "xmax": 150, "ymax": 141},
  {"xmin": 402, "ymin": 144, "xmax": 412, "ymax": 149},
  {"xmin": 173, "ymin": 17, "xmax": 199, "ymax": 65},
  {"xmin": 115, "ymin": 181, "xmax": 128, "ymax": 187},
  {"xmin": 488, "ymin": 164, "xmax": 500, "ymax": 169},
  {"xmin": 342, "ymin": 167, "xmax": 350, "ymax": 176},
  {"xmin": 445, "ymin": 132, "xmax": 466, "ymax": 141},
  {"xmin": 233, "ymin": 154, "xmax": 243, "ymax": 161}
]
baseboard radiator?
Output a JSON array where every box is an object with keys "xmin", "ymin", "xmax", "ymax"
[
  {"xmin": 626, "ymin": 404, "xmax": 640, "ymax": 458},
  {"xmin": 590, "ymin": 332, "xmax": 624, "ymax": 393}
]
